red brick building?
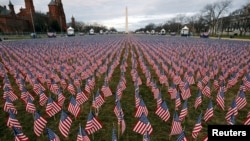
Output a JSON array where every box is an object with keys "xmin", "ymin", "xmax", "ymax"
[{"xmin": 0, "ymin": 0, "xmax": 67, "ymax": 33}]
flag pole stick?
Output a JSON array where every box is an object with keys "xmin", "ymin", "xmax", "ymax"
[{"xmin": 118, "ymin": 118, "xmax": 120, "ymax": 140}]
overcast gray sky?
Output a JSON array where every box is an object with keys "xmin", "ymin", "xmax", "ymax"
[{"xmin": 2, "ymin": 0, "xmax": 248, "ymax": 31}]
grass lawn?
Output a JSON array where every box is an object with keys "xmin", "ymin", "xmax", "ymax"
[{"xmin": 0, "ymin": 35, "xmax": 250, "ymax": 141}]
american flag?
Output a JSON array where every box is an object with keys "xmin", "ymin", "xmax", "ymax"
[
  {"xmin": 235, "ymin": 89, "xmax": 247, "ymax": 110},
  {"xmin": 59, "ymin": 110, "xmax": 72, "ymax": 137},
  {"xmin": 202, "ymin": 135, "xmax": 208, "ymax": 141},
  {"xmin": 101, "ymin": 79, "xmax": 112, "ymax": 97},
  {"xmin": 3, "ymin": 86, "xmax": 18, "ymax": 102},
  {"xmin": 68, "ymin": 96, "xmax": 80, "ymax": 118},
  {"xmin": 135, "ymin": 98, "xmax": 148, "ymax": 118},
  {"xmin": 47, "ymin": 128, "xmax": 60, "ymax": 141},
  {"xmin": 34, "ymin": 111, "xmax": 47, "ymax": 136},
  {"xmin": 194, "ymin": 90, "xmax": 202, "ymax": 109},
  {"xmin": 135, "ymin": 82, "xmax": 140, "ymax": 108},
  {"xmin": 143, "ymin": 131, "xmax": 151, "ymax": 141},
  {"xmin": 192, "ymin": 113, "xmax": 202, "ymax": 139},
  {"xmin": 168, "ymin": 83, "xmax": 177, "ymax": 99},
  {"xmin": 77, "ymin": 126, "xmax": 90, "ymax": 141},
  {"xmin": 176, "ymin": 130, "xmax": 188, "ymax": 141},
  {"xmin": 242, "ymin": 73, "xmax": 250, "ymax": 90},
  {"xmin": 155, "ymin": 101, "xmax": 170, "ymax": 122},
  {"xmin": 76, "ymin": 87, "xmax": 88, "ymax": 105},
  {"xmin": 202, "ymin": 82, "xmax": 211, "ymax": 98},
  {"xmin": 33, "ymin": 79, "xmax": 45, "ymax": 94},
  {"xmin": 21, "ymin": 87, "xmax": 34, "ymax": 104},
  {"xmin": 197, "ymin": 79, "xmax": 203, "ymax": 90},
  {"xmin": 243, "ymin": 111, "xmax": 250, "ymax": 125},
  {"xmin": 213, "ymin": 78, "xmax": 219, "ymax": 90},
  {"xmin": 175, "ymin": 91, "xmax": 181, "ymax": 110},
  {"xmin": 67, "ymin": 80, "xmax": 76, "ymax": 95},
  {"xmin": 57, "ymin": 89, "xmax": 66, "ymax": 107},
  {"xmin": 13, "ymin": 127, "xmax": 29, "ymax": 141},
  {"xmin": 85, "ymin": 111, "xmax": 103, "ymax": 135},
  {"xmin": 60, "ymin": 76, "xmax": 68, "ymax": 90},
  {"xmin": 46, "ymin": 96, "xmax": 61, "ymax": 117},
  {"xmin": 156, "ymin": 90, "xmax": 162, "ymax": 108},
  {"xmin": 216, "ymin": 89, "xmax": 225, "ymax": 110},
  {"xmin": 50, "ymin": 79, "xmax": 59, "ymax": 94},
  {"xmin": 203, "ymin": 99, "xmax": 213, "ymax": 122},
  {"xmin": 116, "ymin": 85, "xmax": 123, "ymax": 100},
  {"xmin": 114, "ymin": 99, "xmax": 124, "ymax": 118},
  {"xmin": 7, "ymin": 110, "xmax": 22, "ymax": 129},
  {"xmin": 133, "ymin": 113, "xmax": 153, "ymax": 135},
  {"xmin": 179, "ymin": 100, "xmax": 188, "ymax": 121},
  {"xmin": 169, "ymin": 112, "xmax": 183, "ymax": 136},
  {"xmin": 152, "ymin": 82, "xmax": 160, "ymax": 99},
  {"xmin": 202, "ymin": 72, "xmax": 209, "ymax": 84},
  {"xmin": 118, "ymin": 111, "xmax": 126, "ymax": 135},
  {"xmin": 84, "ymin": 80, "xmax": 91, "ymax": 95},
  {"xmin": 88, "ymin": 76, "xmax": 95, "ymax": 90},
  {"xmin": 181, "ymin": 82, "xmax": 191, "ymax": 100},
  {"xmin": 4, "ymin": 96, "xmax": 17, "ymax": 114},
  {"xmin": 186, "ymin": 71, "xmax": 195, "ymax": 85},
  {"xmin": 225, "ymin": 99, "xmax": 238, "ymax": 121},
  {"xmin": 173, "ymin": 73, "xmax": 182, "ymax": 85},
  {"xmin": 159, "ymin": 70, "xmax": 168, "ymax": 84},
  {"xmin": 112, "ymin": 126, "xmax": 117, "ymax": 141},
  {"xmin": 39, "ymin": 90, "xmax": 48, "ymax": 106},
  {"xmin": 26, "ymin": 95, "xmax": 36, "ymax": 114},
  {"xmin": 228, "ymin": 115, "xmax": 235, "ymax": 125},
  {"xmin": 227, "ymin": 73, "xmax": 238, "ymax": 88},
  {"xmin": 92, "ymin": 89, "xmax": 105, "ymax": 109}
]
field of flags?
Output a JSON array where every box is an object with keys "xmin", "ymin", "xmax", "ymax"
[{"xmin": 0, "ymin": 34, "xmax": 250, "ymax": 141}]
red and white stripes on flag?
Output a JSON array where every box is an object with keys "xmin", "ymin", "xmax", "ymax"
[
  {"xmin": 155, "ymin": 101, "xmax": 170, "ymax": 122},
  {"xmin": 26, "ymin": 96, "xmax": 36, "ymax": 114},
  {"xmin": 46, "ymin": 96, "xmax": 61, "ymax": 117},
  {"xmin": 4, "ymin": 97, "xmax": 17, "ymax": 114},
  {"xmin": 13, "ymin": 127, "xmax": 29, "ymax": 141},
  {"xmin": 7, "ymin": 110, "xmax": 22, "ymax": 129},
  {"xmin": 194, "ymin": 90, "xmax": 202, "ymax": 109},
  {"xmin": 59, "ymin": 110, "xmax": 72, "ymax": 138},
  {"xmin": 77, "ymin": 126, "xmax": 90, "ymax": 141},
  {"xmin": 243, "ymin": 111, "xmax": 250, "ymax": 125},
  {"xmin": 192, "ymin": 113, "xmax": 202, "ymax": 139},
  {"xmin": 76, "ymin": 87, "xmax": 88, "ymax": 105},
  {"xmin": 85, "ymin": 112, "xmax": 103, "ymax": 135},
  {"xmin": 135, "ymin": 98, "xmax": 148, "ymax": 118},
  {"xmin": 235, "ymin": 90, "xmax": 247, "ymax": 110},
  {"xmin": 133, "ymin": 113, "xmax": 153, "ymax": 135},
  {"xmin": 68, "ymin": 96, "xmax": 81, "ymax": 118},
  {"xmin": 34, "ymin": 111, "xmax": 47, "ymax": 136},
  {"xmin": 169, "ymin": 112, "xmax": 183, "ymax": 136},
  {"xmin": 203, "ymin": 99, "xmax": 214, "ymax": 122}
]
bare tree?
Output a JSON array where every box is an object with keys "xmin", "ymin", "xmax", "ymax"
[{"xmin": 202, "ymin": 0, "xmax": 232, "ymax": 35}]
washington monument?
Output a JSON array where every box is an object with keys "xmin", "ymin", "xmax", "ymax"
[{"xmin": 125, "ymin": 6, "xmax": 128, "ymax": 33}]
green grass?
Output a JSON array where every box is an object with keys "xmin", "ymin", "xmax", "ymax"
[{"xmin": 0, "ymin": 36, "xmax": 250, "ymax": 141}]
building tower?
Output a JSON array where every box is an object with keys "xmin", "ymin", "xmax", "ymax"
[
  {"xmin": 8, "ymin": 1, "xmax": 16, "ymax": 17},
  {"xmin": 48, "ymin": 0, "xmax": 67, "ymax": 31},
  {"xmin": 25, "ymin": 0, "xmax": 35, "ymax": 14},
  {"xmin": 71, "ymin": 16, "xmax": 75, "ymax": 29},
  {"xmin": 125, "ymin": 6, "xmax": 128, "ymax": 33}
]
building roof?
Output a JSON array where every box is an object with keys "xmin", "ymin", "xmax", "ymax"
[
  {"xmin": 48, "ymin": 0, "xmax": 57, "ymax": 6},
  {"xmin": 0, "ymin": 5, "xmax": 11, "ymax": 15}
]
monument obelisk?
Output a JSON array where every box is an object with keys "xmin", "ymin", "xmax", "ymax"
[{"xmin": 125, "ymin": 6, "xmax": 128, "ymax": 34}]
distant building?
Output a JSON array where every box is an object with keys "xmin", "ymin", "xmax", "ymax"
[{"xmin": 0, "ymin": 0, "xmax": 67, "ymax": 33}]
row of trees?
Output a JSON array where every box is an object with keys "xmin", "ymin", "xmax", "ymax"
[
  {"xmin": 33, "ymin": 12, "xmax": 118, "ymax": 33},
  {"xmin": 72, "ymin": 22, "xmax": 117, "ymax": 33},
  {"xmin": 135, "ymin": 0, "xmax": 250, "ymax": 36}
]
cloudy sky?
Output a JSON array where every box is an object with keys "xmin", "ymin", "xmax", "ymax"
[{"xmin": 2, "ymin": 0, "xmax": 249, "ymax": 31}]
